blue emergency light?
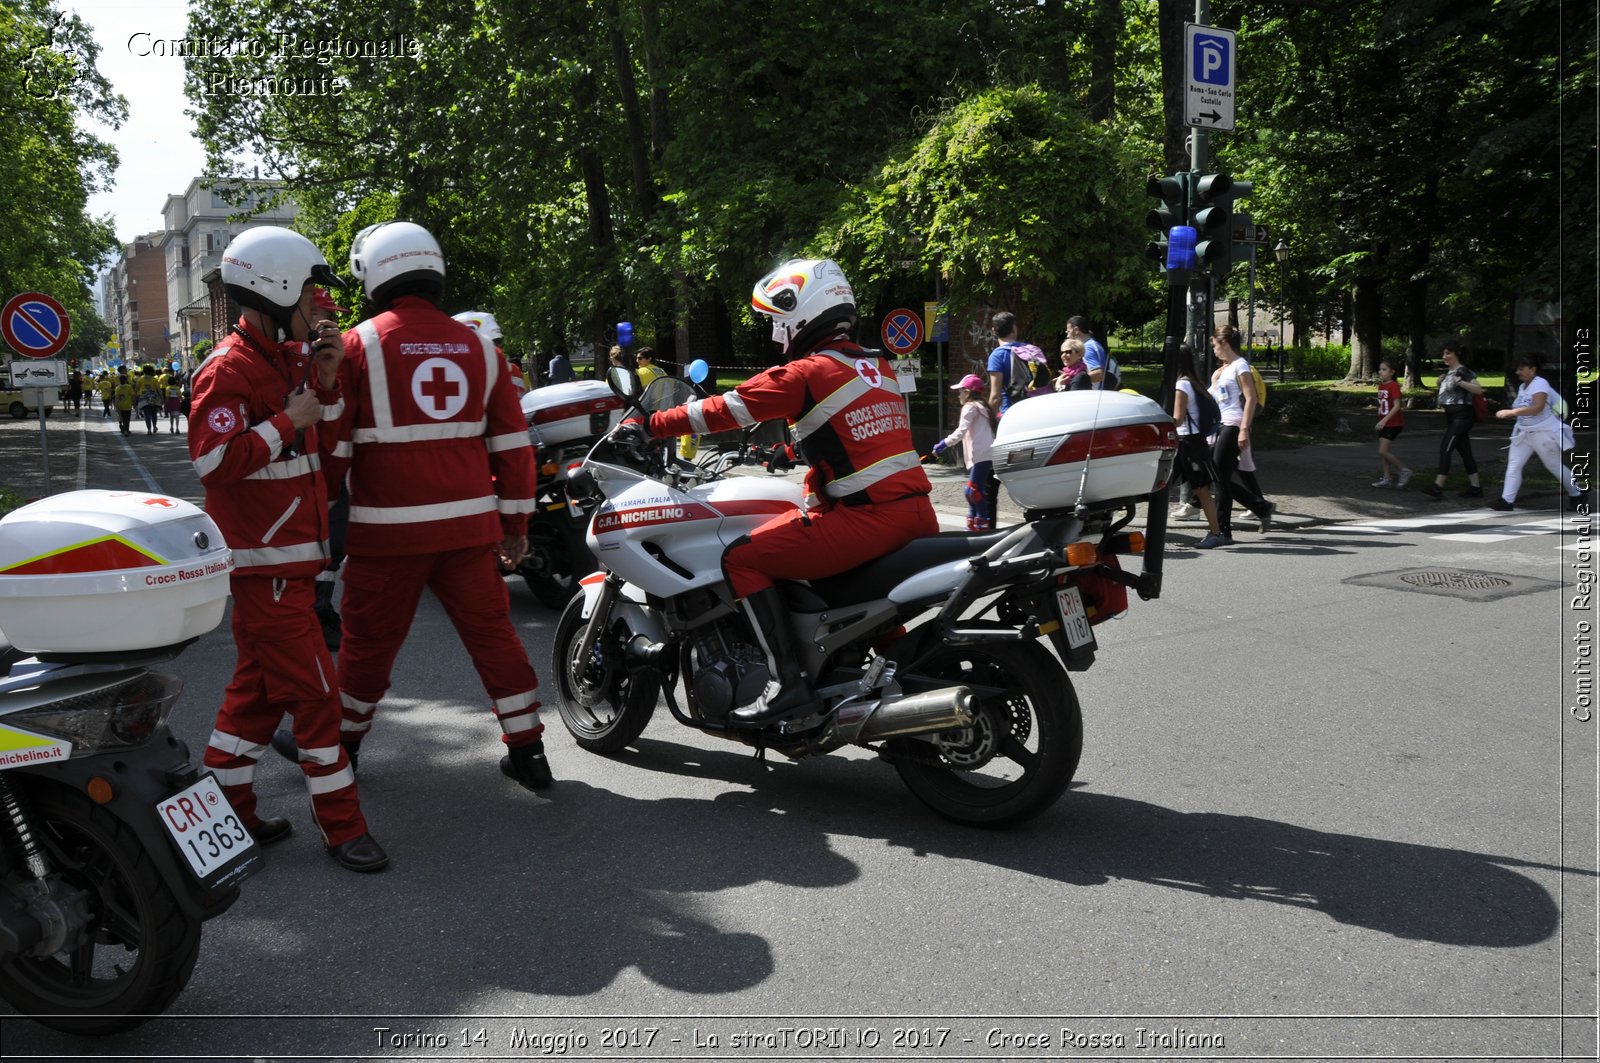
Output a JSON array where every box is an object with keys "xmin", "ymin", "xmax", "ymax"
[
  {"xmin": 617, "ymin": 321, "xmax": 633, "ymax": 348},
  {"xmin": 1166, "ymin": 226, "xmax": 1198, "ymax": 272}
]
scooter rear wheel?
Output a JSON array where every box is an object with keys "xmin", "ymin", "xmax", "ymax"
[{"xmin": 0, "ymin": 784, "xmax": 202, "ymax": 1034}]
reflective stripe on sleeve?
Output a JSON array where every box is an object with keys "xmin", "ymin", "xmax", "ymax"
[
  {"xmin": 348, "ymin": 495, "xmax": 499, "ymax": 525},
  {"xmin": 244, "ymin": 454, "xmax": 322, "ymax": 480},
  {"xmin": 721, "ymin": 391, "xmax": 758, "ymax": 428},
  {"xmin": 498, "ymin": 496, "xmax": 538, "ymax": 515},
  {"xmin": 687, "ymin": 400, "xmax": 710, "ymax": 436},
  {"xmin": 333, "ymin": 439, "xmax": 354, "ymax": 458},
  {"xmin": 485, "ymin": 431, "xmax": 530, "ymax": 453},
  {"xmin": 251, "ymin": 418, "xmax": 284, "ymax": 459},
  {"xmin": 193, "ymin": 442, "xmax": 228, "ymax": 479}
]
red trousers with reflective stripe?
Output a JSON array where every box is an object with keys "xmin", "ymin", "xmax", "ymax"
[
  {"xmin": 336, "ymin": 544, "xmax": 543, "ymax": 748},
  {"xmin": 204, "ymin": 575, "xmax": 368, "ymax": 847},
  {"xmin": 722, "ymin": 495, "xmax": 939, "ymax": 597}
]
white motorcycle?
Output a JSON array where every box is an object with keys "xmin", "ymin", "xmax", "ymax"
[{"xmin": 552, "ymin": 365, "xmax": 1177, "ymax": 827}]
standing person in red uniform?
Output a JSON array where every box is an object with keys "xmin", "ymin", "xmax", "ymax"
[
  {"xmin": 325, "ymin": 222, "xmax": 550, "ymax": 790},
  {"xmin": 626, "ymin": 258, "xmax": 937, "ymax": 724},
  {"xmin": 189, "ymin": 225, "xmax": 387, "ymax": 873},
  {"xmin": 454, "ymin": 311, "xmax": 528, "ymax": 398}
]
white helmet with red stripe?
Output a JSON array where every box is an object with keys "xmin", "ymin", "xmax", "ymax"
[
  {"xmin": 452, "ymin": 310, "xmax": 502, "ymax": 341},
  {"xmin": 751, "ymin": 258, "xmax": 855, "ymax": 354}
]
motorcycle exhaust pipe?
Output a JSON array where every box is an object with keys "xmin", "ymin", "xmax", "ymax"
[{"xmin": 857, "ymin": 686, "xmax": 974, "ymax": 740}]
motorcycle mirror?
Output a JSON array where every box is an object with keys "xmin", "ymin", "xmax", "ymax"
[
  {"xmin": 607, "ymin": 367, "xmax": 636, "ymax": 398},
  {"xmin": 687, "ymin": 359, "xmax": 709, "ymax": 385}
]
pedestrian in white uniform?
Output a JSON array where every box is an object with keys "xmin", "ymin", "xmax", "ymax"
[{"xmin": 1491, "ymin": 355, "xmax": 1583, "ymax": 512}]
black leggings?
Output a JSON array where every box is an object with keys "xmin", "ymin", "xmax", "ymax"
[
  {"xmin": 1212, "ymin": 426, "xmax": 1267, "ymax": 536},
  {"xmin": 1437, "ymin": 406, "xmax": 1478, "ymax": 476}
]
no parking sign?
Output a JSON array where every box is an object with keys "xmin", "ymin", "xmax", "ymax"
[
  {"xmin": 880, "ymin": 308, "xmax": 923, "ymax": 356},
  {"xmin": 2, "ymin": 292, "xmax": 71, "ymax": 359}
]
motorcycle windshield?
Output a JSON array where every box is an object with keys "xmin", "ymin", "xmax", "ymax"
[{"xmin": 641, "ymin": 376, "xmax": 693, "ymax": 413}]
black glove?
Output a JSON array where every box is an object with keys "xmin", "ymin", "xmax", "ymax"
[{"xmin": 614, "ymin": 417, "xmax": 651, "ymax": 459}]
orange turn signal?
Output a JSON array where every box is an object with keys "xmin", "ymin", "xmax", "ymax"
[
  {"xmin": 86, "ymin": 776, "xmax": 115, "ymax": 804},
  {"xmin": 1125, "ymin": 531, "xmax": 1146, "ymax": 555},
  {"xmin": 540, "ymin": 461, "xmax": 559, "ymax": 477},
  {"xmin": 1063, "ymin": 541, "xmax": 1099, "ymax": 567}
]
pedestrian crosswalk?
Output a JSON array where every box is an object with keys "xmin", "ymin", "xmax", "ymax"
[{"xmin": 1341, "ymin": 509, "xmax": 1592, "ymax": 547}]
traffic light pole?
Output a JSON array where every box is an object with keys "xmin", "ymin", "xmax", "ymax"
[{"xmin": 1187, "ymin": 0, "xmax": 1212, "ymax": 362}]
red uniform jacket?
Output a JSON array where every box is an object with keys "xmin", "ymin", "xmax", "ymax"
[
  {"xmin": 188, "ymin": 318, "xmax": 341, "ymax": 576},
  {"xmin": 328, "ymin": 296, "xmax": 537, "ymax": 556},
  {"xmin": 650, "ymin": 340, "xmax": 930, "ymax": 510}
]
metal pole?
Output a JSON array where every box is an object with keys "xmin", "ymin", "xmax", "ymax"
[
  {"xmin": 36, "ymin": 399, "xmax": 51, "ymax": 495},
  {"xmin": 1246, "ymin": 241, "xmax": 1257, "ymax": 363},
  {"xmin": 1185, "ymin": 0, "xmax": 1211, "ymax": 355},
  {"xmin": 935, "ymin": 272, "xmax": 945, "ymax": 438}
]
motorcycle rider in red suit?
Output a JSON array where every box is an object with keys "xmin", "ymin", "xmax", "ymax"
[
  {"xmin": 188, "ymin": 225, "xmax": 387, "ymax": 873},
  {"xmin": 322, "ymin": 222, "xmax": 551, "ymax": 790},
  {"xmin": 632, "ymin": 259, "xmax": 937, "ymax": 723},
  {"xmin": 454, "ymin": 311, "xmax": 527, "ymax": 397}
]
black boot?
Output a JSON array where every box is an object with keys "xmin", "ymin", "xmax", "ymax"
[
  {"xmin": 730, "ymin": 587, "xmax": 822, "ymax": 725},
  {"xmin": 499, "ymin": 738, "xmax": 553, "ymax": 791},
  {"xmin": 269, "ymin": 730, "xmax": 360, "ymax": 772}
]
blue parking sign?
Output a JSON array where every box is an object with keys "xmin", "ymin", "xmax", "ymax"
[{"xmin": 1192, "ymin": 31, "xmax": 1230, "ymax": 85}]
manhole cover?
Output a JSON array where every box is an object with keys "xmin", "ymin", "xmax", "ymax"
[
  {"xmin": 1400, "ymin": 570, "xmax": 1513, "ymax": 591},
  {"xmin": 1343, "ymin": 567, "xmax": 1559, "ymax": 602}
]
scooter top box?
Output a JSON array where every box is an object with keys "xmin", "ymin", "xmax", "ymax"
[
  {"xmin": 521, "ymin": 379, "xmax": 624, "ymax": 446},
  {"xmin": 0, "ymin": 490, "xmax": 233, "ymax": 655},
  {"xmin": 992, "ymin": 391, "xmax": 1177, "ymax": 510}
]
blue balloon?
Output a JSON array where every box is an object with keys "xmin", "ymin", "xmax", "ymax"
[{"xmin": 687, "ymin": 359, "xmax": 709, "ymax": 384}]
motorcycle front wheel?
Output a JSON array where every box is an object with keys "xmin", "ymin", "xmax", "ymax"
[
  {"xmin": 887, "ymin": 640, "xmax": 1082, "ymax": 828},
  {"xmin": 550, "ymin": 593, "xmax": 660, "ymax": 753},
  {"xmin": 0, "ymin": 785, "xmax": 202, "ymax": 1034}
]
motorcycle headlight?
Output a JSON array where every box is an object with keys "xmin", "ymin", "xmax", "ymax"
[{"xmin": 6, "ymin": 672, "xmax": 182, "ymax": 755}]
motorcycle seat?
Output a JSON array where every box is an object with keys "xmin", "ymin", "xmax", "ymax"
[{"xmin": 805, "ymin": 529, "xmax": 1012, "ymax": 607}]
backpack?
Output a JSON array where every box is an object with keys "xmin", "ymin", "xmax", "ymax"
[
  {"xmin": 1245, "ymin": 364, "xmax": 1268, "ymax": 408},
  {"xmin": 1006, "ymin": 343, "xmax": 1052, "ymax": 401},
  {"xmin": 1188, "ymin": 382, "xmax": 1221, "ymax": 437}
]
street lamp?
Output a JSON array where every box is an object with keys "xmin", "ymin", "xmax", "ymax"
[{"xmin": 1272, "ymin": 239, "xmax": 1289, "ymax": 381}]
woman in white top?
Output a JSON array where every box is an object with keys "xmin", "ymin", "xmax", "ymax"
[
  {"xmin": 1206, "ymin": 325, "xmax": 1274, "ymax": 538},
  {"xmin": 1491, "ymin": 355, "xmax": 1583, "ymax": 511},
  {"xmin": 1171, "ymin": 346, "xmax": 1227, "ymax": 549}
]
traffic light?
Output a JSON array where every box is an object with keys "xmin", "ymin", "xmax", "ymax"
[
  {"xmin": 1144, "ymin": 173, "xmax": 1188, "ymax": 265},
  {"xmin": 1190, "ymin": 173, "xmax": 1252, "ymax": 275}
]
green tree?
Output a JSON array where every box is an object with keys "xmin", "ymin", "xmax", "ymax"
[{"xmin": 0, "ymin": 0, "xmax": 124, "ymax": 354}]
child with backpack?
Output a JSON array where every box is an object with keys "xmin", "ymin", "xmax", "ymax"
[
  {"xmin": 931, "ymin": 374, "xmax": 996, "ymax": 532},
  {"xmin": 1372, "ymin": 358, "xmax": 1413, "ymax": 488}
]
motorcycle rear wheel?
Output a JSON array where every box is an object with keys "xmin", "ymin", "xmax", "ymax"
[
  {"xmin": 550, "ymin": 594, "xmax": 660, "ymax": 753},
  {"xmin": 0, "ymin": 785, "xmax": 202, "ymax": 1034},
  {"xmin": 887, "ymin": 640, "xmax": 1082, "ymax": 828}
]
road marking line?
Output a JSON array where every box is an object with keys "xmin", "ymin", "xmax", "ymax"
[
  {"xmin": 115, "ymin": 424, "xmax": 164, "ymax": 493},
  {"xmin": 74, "ymin": 407, "xmax": 87, "ymax": 491}
]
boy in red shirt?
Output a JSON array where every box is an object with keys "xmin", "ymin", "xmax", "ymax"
[{"xmin": 1373, "ymin": 358, "xmax": 1412, "ymax": 488}]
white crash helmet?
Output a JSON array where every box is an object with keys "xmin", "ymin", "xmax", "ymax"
[
  {"xmin": 221, "ymin": 226, "xmax": 341, "ymax": 328},
  {"xmin": 452, "ymin": 310, "xmax": 502, "ymax": 341},
  {"xmin": 350, "ymin": 221, "xmax": 445, "ymax": 305},
  {"xmin": 750, "ymin": 258, "xmax": 856, "ymax": 355}
]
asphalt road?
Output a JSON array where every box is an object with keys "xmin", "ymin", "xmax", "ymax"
[{"xmin": 1, "ymin": 408, "xmax": 1595, "ymax": 1061}]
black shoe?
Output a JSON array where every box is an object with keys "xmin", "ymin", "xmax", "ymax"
[
  {"xmin": 269, "ymin": 729, "xmax": 299, "ymax": 763},
  {"xmin": 1420, "ymin": 483, "xmax": 1444, "ymax": 499},
  {"xmin": 1457, "ymin": 486, "xmax": 1483, "ymax": 498},
  {"xmin": 250, "ymin": 817, "xmax": 293, "ymax": 846},
  {"xmin": 1256, "ymin": 501, "xmax": 1275, "ymax": 534},
  {"xmin": 500, "ymin": 739, "xmax": 553, "ymax": 791},
  {"xmin": 269, "ymin": 730, "xmax": 359, "ymax": 771},
  {"xmin": 730, "ymin": 587, "xmax": 822, "ymax": 725},
  {"xmin": 1488, "ymin": 497, "xmax": 1514, "ymax": 511},
  {"xmin": 328, "ymin": 833, "xmax": 389, "ymax": 873}
]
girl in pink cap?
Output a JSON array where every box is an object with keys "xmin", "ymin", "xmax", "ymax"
[{"xmin": 931, "ymin": 374, "xmax": 997, "ymax": 531}]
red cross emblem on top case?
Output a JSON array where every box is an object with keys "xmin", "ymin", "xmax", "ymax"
[{"xmin": 855, "ymin": 359, "xmax": 882, "ymax": 387}]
